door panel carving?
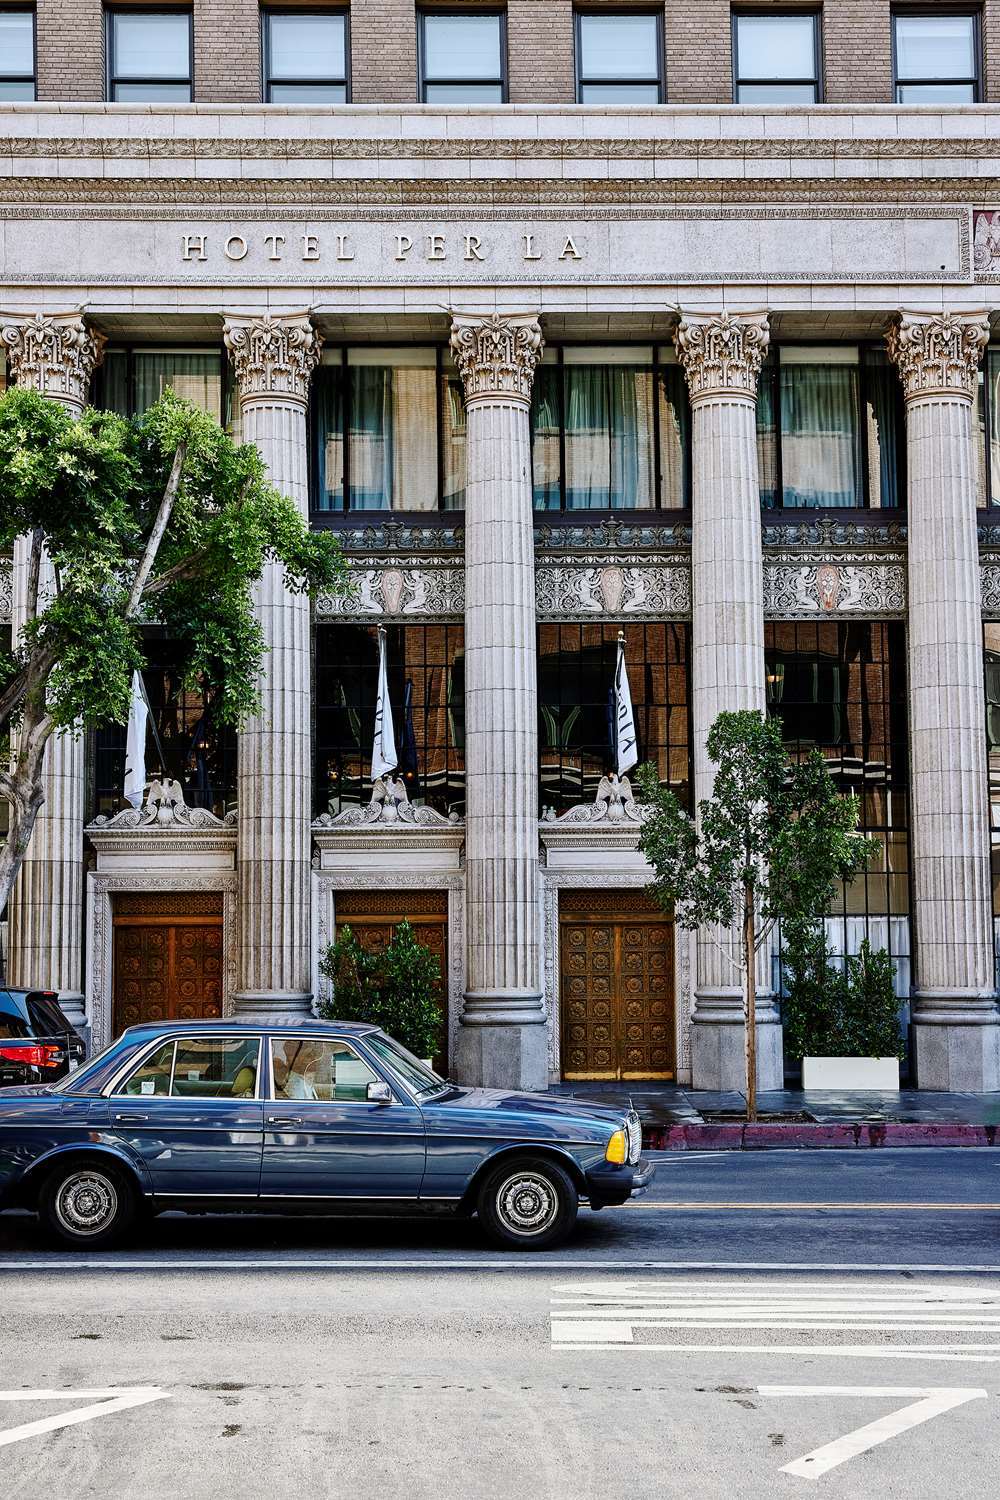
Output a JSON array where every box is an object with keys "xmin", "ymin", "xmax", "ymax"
[
  {"xmin": 113, "ymin": 912, "xmax": 223, "ymax": 1034},
  {"xmin": 560, "ymin": 902, "xmax": 674, "ymax": 1080}
]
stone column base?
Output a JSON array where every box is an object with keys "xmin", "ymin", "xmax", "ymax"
[
  {"xmin": 912, "ymin": 995, "xmax": 1000, "ymax": 1091},
  {"xmin": 690, "ymin": 990, "xmax": 784, "ymax": 1093},
  {"xmin": 454, "ymin": 993, "xmax": 549, "ymax": 1092},
  {"xmin": 233, "ymin": 990, "xmax": 314, "ymax": 1023}
]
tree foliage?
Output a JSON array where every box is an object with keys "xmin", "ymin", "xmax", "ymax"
[
  {"xmin": 783, "ymin": 935, "xmax": 903, "ymax": 1062},
  {"xmin": 0, "ymin": 385, "xmax": 350, "ymax": 919},
  {"xmin": 318, "ymin": 920, "xmax": 444, "ymax": 1061}
]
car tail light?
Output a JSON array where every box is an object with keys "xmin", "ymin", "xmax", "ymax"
[{"xmin": 0, "ymin": 1044, "xmax": 62, "ymax": 1068}]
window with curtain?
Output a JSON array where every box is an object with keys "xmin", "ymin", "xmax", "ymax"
[
  {"xmin": 757, "ymin": 345, "xmax": 903, "ymax": 510},
  {"xmin": 766, "ymin": 621, "xmax": 911, "ymax": 1001},
  {"xmin": 310, "ymin": 347, "xmax": 465, "ymax": 513},
  {"xmin": 314, "ymin": 623, "xmax": 465, "ymax": 818},
  {"xmin": 537, "ymin": 622, "xmax": 691, "ymax": 816},
  {"xmin": 531, "ymin": 346, "xmax": 687, "ymax": 511},
  {"xmin": 97, "ymin": 348, "xmax": 225, "ymax": 421}
]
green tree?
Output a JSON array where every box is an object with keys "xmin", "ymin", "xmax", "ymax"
[
  {"xmin": 318, "ymin": 920, "xmax": 444, "ymax": 1061},
  {"xmin": 636, "ymin": 710, "xmax": 877, "ymax": 1119},
  {"xmin": 0, "ymin": 385, "xmax": 349, "ymax": 921}
]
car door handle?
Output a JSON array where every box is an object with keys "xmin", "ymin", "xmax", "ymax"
[
  {"xmin": 114, "ymin": 1112, "xmax": 149, "ymax": 1123},
  {"xmin": 267, "ymin": 1115, "xmax": 303, "ymax": 1127}
]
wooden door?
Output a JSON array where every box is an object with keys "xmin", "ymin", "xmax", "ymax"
[
  {"xmin": 113, "ymin": 892, "xmax": 223, "ymax": 1034},
  {"xmin": 560, "ymin": 890, "xmax": 674, "ymax": 1080}
]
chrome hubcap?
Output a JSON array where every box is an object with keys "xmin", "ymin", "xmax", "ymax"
[
  {"xmin": 496, "ymin": 1172, "xmax": 558, "ymax": 1236},
  {"xmin": 55, "ymin": 1172, "xmax": 118, "ymax": 1237}
]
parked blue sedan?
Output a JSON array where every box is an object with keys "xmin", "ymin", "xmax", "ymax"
[{"xmin": 0, "ymin": 1020, "xmax": 652, "ymax": 1250}]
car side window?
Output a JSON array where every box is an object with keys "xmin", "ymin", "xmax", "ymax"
[
  {"xmin": 270, "ymin": 1038, "xmax": 380, "ymax": 1103},
  {"xmin": 121, "ymin": 1040, "xmax": 175, "ymax": 1096},
  {"xmin": 171, "ymin": 1037, "xmax": 260, "ymax": 1099}
]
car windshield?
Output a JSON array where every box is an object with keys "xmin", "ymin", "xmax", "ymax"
[{"xmin": 364, "ymin": 1034, "xmax": 446, "ymax": 1097}]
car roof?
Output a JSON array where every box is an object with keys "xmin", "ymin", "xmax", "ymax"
[{"xmin": 118, "ymin": 1018, "xmax": 379, "ymax": 1039}]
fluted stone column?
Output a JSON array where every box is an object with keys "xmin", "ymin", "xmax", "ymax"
[
  {"xmin": 223, "ymin": 314, "xmax": 321, "ymax": 1018},
  {"xmin": 674, "ymin": 310, "xmax": 783, "ymax": 1092},
  {"xmin": 887, "ymin": 311, "xmax": 1000, "ymax": 1090},
  {"xmin": 2, "ymin": 312, "xmax": 105, "ymax": 1030},
  {"xmin": 450, "ymin": 313, "xmax": 547, "ymax": 1090}
]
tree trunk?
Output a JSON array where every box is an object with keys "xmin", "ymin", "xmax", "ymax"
[
  {"xmin": 0, "ymin": 701, "xmax": 51, "ymax": 932},
  {"xmin": 744, "ymin": 881, "xmax": 757, "ymax": 1123}
]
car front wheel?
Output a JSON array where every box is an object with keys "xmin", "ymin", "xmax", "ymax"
[
  {"xmin": 477, "ymin": 1156, "xmax": 578, "ymax": 1251},
  {"xmin": 39, "ymin": 1161, "xmax": 137, "ymax": 1249}
]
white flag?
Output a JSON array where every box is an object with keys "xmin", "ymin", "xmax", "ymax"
[
  {"xmin": 614, "ymin": 633, "xmax": 638, "ymax": 775},
  {"xmin": 123, "ymin": 670, "xmax": 149, "ymax": 809},
  {"xmin": 371, "ymin": 627, "xmax": 398, "ymax": 780}
]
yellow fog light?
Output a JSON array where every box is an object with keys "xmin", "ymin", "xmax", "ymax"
[{"xmin": 605, "ymin": 1129, "xmax": 627, "ymax": 1165}]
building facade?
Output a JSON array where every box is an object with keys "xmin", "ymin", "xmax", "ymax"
[{"xmin": 3, "ymin": 2, "xmax": 1000, "ymax": 1091}]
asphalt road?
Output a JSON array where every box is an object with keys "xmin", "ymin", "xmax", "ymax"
[{"xmin": 3, "ymin": 1149, "xmax": 1000, "ymax": 1500}]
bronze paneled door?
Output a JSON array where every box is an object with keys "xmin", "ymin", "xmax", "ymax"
[
  {"xmin": 112, "ymin": 892, "xmax": 223, "ymax": 1034},
  {"xmin": 560, "ymin": 891, "xmax": 674, "ymax": 1080}
]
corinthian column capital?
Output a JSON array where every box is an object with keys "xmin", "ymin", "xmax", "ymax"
[
  {"xmin": 223, "ymin": 312, "xmax": 323, "ymax": 406},
  {"xmin": 674, "ymin": 310, "xmax": 770, "ymax": 405},
  {"xmin": 887, "ymin": 310, "xmax": 990, "ymax": 404},
  {"xmin": 449, "ymin": 312, "xmax": 543, "ymax": 407},
  {"xmin": 1, "ymin": 311, "xmax": 105, "ymax": 413}
]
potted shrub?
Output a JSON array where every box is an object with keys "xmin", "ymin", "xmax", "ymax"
[
  {"xmin": 784, "ymin": 926, "xmax": 904, "ymax": 1089},
  {"xmin": 318, "ymin": 920, "xmax": 444, "ymax": 1065}
]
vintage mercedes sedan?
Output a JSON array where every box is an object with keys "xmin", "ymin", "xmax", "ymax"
[{"xmin": 0, "ymin": 1020, "xmax": 652, "ymax": 1250}]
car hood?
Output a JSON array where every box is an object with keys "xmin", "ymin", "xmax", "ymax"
[{"xmin": 432, "ymin": 1085, "xmax": 627, "ymax": 1126}]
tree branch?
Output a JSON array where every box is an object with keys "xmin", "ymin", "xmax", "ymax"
[
  {"xmin": 125, "ymin": 440, "xmax": 187, "ymax": 618},
  {"xmin": 140, "ymin": 546, "xmax": 209, "ymax": 601},
  {"xmin": 24, "ymin": 527, "xmax": 42, "ymax": 624}
]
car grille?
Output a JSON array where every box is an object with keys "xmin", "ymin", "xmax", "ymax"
[{"xmin": 625, "ymin": 1110, "xmax": 642, "ymax": 1165}]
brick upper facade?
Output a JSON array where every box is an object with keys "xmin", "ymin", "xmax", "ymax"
[{"xmin": 23, "ymin": 0, "xmax": 1000, "ymax": 106}]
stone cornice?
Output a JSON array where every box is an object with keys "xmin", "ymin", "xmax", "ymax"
[
  {"xmin": 887, "ymin": 311, "xmax": 990, "ymax": 403},
  {"xmin": 223, "ymin": 313, "xmax": 322, "ymax": 405}
]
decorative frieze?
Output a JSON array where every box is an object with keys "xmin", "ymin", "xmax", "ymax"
[
  {"xmin": 674, "ymin": 310, "xmax": 770, "ymax": 404},
  {"xmin": 0, "ymin": 311, "xmax": 105, "ymax": 412},
  {"xmin": 535, "ymin": 519, "xmax": 691, "ymax": 553},
  {"xmin": 315, "ymin": 561, "xmax": 464, "ymax": 620},
  {"xmin": 763, "ymin": 554, "xmax": 907, "ymax": 619},
  {"xmin": 536, "ymin": 559, "xmax": 691, "ymax": 618},
  {"xmin": 887, "ymin": 311, "xmax": 990, "ymax": 404},
  {"xmin": 222, "ymin": 313, "xmax": 322, "ymax": 405},
  {"xmin": 0, "ymin": 555, "xmax": 11, "ymax": 624},
  {"xmin": 449, "ymin": 314, "xmax": 543, "ymax": 407}
]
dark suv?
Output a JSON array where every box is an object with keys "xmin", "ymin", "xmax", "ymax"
[{"xmin": 0, "ymin": 990, "xmax": 86, "ymax": 1086}]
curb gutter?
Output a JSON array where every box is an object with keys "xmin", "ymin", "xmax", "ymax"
[{"xmin": 641, "ymin": 1122, "xmax": 1000, "ymax": 1150}]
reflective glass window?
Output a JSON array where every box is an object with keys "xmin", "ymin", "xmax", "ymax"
[
  {"xmin": 0, "ymin": 9, "xmax": 35, "ymax": 99},
  {"xmin": 107, "ymin": 11, "xmax": 192, "ymax": 101},
  {"xmin": 576, "ymin": 13, "xmax": 662, "ymax": 102},
  {"xmin": 264, "ymin": 11, "xmax": 348, "ymax": 102},
  {"xmin": 894, "ymin": 13, "xmax": 978, "ymax": 101},
  {"xmin": 734, "ymin": 12, "xmax": 820, "ymax": 102},
  {"xmin": 271, "ymin": 1038, "xmax": 379, "ymax": 1102},
  {"xmin": 170, "ymin": 1037, "xmax": 260, "ymax": 1098},
  {"xmin": 420, "ymin": 12, "xmax": 504, "ymax": 102}
]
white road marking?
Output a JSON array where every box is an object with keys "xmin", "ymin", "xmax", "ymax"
[
  {"xmin": 0, "ymin": 1388, "xmax": 169, "ymax": 1451},
  {"xmin": 757, "ymin": 1385, "xmax": 988, "ymax": 1479},
  {"xmin": 550, "ymin": 1280, "xmax": 1000, "ymax": 1359}
]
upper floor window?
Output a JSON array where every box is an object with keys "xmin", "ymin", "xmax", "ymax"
[
  {"xmin": 892, "ymin": 11, "xmax": 979, "ymax": 102},
  {"xmin": 0, "ymin": 7, "xmax": 35, "ymax": 99},
  {"xmin": 96, "ymin": 346, "xmax": 226, "ymax": 422},
  {"xmin": 575, "ymin": 12, "xmax": 663, "ymax": 103},
  {"xmin": 263, "ymin": 10, "xmax": 348, "ymax": 102},
  {"xmin": 756, "ymin": 345, "xmax": 904, "ymax": 510},
  {"xmin": 418, "ymin": 11, "xmax": 505, "ymax": 102},
  {"xmin": 106, "ymin": 8, "xmax": 193, "ymax": 101},
  {"xmin": 310, "ymin": 346, "xmax": 466, "ymax": 513},
  {"xmin": 531, "ymin": 346, "xmax": 690, "ymax": 512},
  {"xmin": 733, "ymin": 11, "xmax": 821, "ymax": 103}
]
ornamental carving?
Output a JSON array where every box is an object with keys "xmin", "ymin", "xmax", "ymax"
[
  {"xmin": 763, "ymin": 555, "xmax": 906, "ymax": 618},
  {"xmin": 542, "ymin": 774, "xmax": 644, "ymax": 825},
  {"xmin": 316, "ymin": 562, "xmax": 464, "ymax": 618},
  {"xmin": 980, "ymin": 561, "xmax": 1000, "ymax": 617},
  {"xmin": 536, "ymin": 561, "xmax": 691, "ymax": 618},
  {"xmin": 673, "ymin": 310, "xmax": 770, "ymax": 404},
  {"xmin": 449, "ymin": 313, "xmax": 543, "ymax": 407},
  {"xmin": 0, "ymin": 556, "xmax": 12, "ymax": 624},
  {"xmin": 222, "ymin": 313, "xmax": 322, "ymax": 405},
  {"xmin": 1, "ymin": 312, "xmax": 105, "ymax": 411},
  {"xmin": 886, "ymin": 312, "xmax": 989, "ymax": 403},
  {"xmin": 315, "ymin": 776, "xmax": 460, "ymax": 828}
]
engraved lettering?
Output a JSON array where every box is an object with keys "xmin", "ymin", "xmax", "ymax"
[
  {"xmin": 301, "ymin": 233, "xmax": 320, "ymax": 261},
  {"xmin": 427, "ymin": 234, "xmax": 446, "ymax": 261},
  {"xmin": 225, "ymin": 235, "xmax": 249, "ymax": 262},
  {"xmin": 464, "ymin": 234, "xmax": 484, "ymax": 262},
  {"xmin": 263, "ymin": 233, "xmax": 286, "ymax": 262},
  {"xmin": 395, "ymin": 234, "xmax": 413, "ymax": 261},
  {"xmin": 522, "ymin": 233, "xmax": 542, "ymax": 261},
  {"xmin": 182, "ymin": 234, "xmax": 207, "ymax": 262},
  {"xmin": 559, "ymin": 236, "xmax": 582, "ymax": 261},
  {"xmin": 336, "ymin": 234, "xmax": 355, "ymax": 262}
]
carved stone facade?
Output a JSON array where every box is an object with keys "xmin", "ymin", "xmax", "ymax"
[
  {"xmin": 222, "ymin": 314, "xmax": 323, "ymax": 405},
  {"xmin": 674, "ymin": 310, "xmax": 770, "ymax": 404},
  {"xmin": 887, "ymin": 312, "xmax": 990, "ymax": 404},
  {"xmin": 449, "ymin": 313, "xmax": 543, "ymax": 407},
  {"xmin": 1, "ymin": 312, "xmax": 105, "ymax": 413}
]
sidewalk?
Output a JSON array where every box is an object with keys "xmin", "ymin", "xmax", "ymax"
[{"xmin": 546, "ymin": 1081, "xmax": 1000, "ymax": 1149}]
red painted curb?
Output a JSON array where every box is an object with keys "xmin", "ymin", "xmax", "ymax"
[{"xmin": 641, "ymin": 1121, "xmax": 999, "ymax": 1150}]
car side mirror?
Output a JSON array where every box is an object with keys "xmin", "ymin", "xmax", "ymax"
[{"xmin": 367, "ymin": 1080, "xmax": 393, "ymax": 1104}]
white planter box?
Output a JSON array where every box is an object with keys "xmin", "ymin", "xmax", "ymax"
[{"xmin": 801, "ymin": 1056, "xmax": 900, "ymax": 1090}]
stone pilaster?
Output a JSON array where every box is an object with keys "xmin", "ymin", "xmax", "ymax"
[
  {"xmin": 887, "ymin": 310, "xmax": 1000, "ymax": 1089},
  {"xmin": 674, "ymin": 310, "xmax": 783, "ymax": 1091},
  {"xmin": 450, "ymin": 313, "xmax": 548, "ymax": 1090},
  {"xmin": 2, "ymin": 313, "xmax": 105, "ymax": 1029},
  {"xmin": 223, "ymin": 313, "xmax": 322, "ymax": 1017}
]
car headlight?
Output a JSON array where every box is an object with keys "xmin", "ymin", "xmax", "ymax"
[{"xmin": 605, "ymin": 1129, "xmax": 627, "ymax": 1165}]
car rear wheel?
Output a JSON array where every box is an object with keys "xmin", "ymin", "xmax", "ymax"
[
  {"xmin": 39, "ymin": 1161, "xmax": 137, "ymax": 1249},
  {"xmin": 477, "ymin": 1156, "xmax": 578, "ymax": 1251}
]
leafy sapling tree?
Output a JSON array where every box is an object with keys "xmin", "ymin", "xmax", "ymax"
[
  {"xmin": 636, "ymin": 710, "xmax": 876, "ymax": 1120},
  {"xmin": 318, "ymin": 921, "xmax": 444, "ymax": 1062},
  {"xmin": 0, "ymin": 385, "xmax": 349, "ymax": 920}
]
